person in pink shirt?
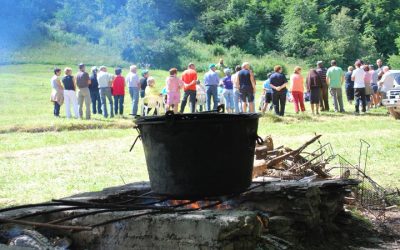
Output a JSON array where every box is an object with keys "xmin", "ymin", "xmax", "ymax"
[
  {"xmin": 166, "ymin": 68, "xmax": 184, "ymax": 113},
  {"xmin": 290, "ymin": 66, "xmax": 305, "ymax": 113},
  {"xmin": 363, "ymin": 65, "xmax": 373, "ymax": 109}
]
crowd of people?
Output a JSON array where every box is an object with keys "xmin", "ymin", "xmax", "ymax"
[{"xmin": 50, "ymin": 58, "xmax": 395, "ymax": 118}]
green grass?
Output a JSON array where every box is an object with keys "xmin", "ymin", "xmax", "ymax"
[
  {"xmin": 0, "ymin": 64, "xmax": 172, "ymax": 132},
  {"xmin": 0, "ymin": 63, "xmax": 399, "ymax": 208},
  {"xmin": 0, "ymin": 41, "xmax": 129, "ymax": 67}
]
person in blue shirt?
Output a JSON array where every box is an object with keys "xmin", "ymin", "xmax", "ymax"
[
  {"xmin": 203, "ymin": 64, "xmax": 220, "ymax": 111},
  {"xmin": 269, "ymin": 65, "xmax": 288, "ymax": 116},
  {"xmin": 345, "ymin": 66, "xmax": 354, "ymax": 105},
  {"xmin": 221, "ymin": 68, "xmax": 234, "ymax": 113},
  {"xmin": 261, "ymin": 73, "xmax": 273, "ymax": 114}
]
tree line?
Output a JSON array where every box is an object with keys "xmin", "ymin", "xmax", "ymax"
[{"xmin": 3, "ymin": 0, "xmax": 400, "ymax": 69}]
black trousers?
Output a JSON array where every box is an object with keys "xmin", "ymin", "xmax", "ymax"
[
  {"xmin": 272, "ymin": 91, "xmax": 286, "ymax": 116},
  {"xmin": 180, "ymin": 90, "xmax": 196, "ymax": 113},
  {"xmin": 354, "ymin": 88, "xmax": 366, "ymax": 112},
  {"xmin": 319, "ymin": 84, "xmax": 329, "ymax": 111},
  {"xmin": 53, "ymin": 102, "xmax": 61, "ymax": 117}
]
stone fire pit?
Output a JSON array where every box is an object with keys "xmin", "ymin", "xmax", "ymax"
[{"xmin": 0, "ymin": 178, "xmax": 361, "ymax": 249}]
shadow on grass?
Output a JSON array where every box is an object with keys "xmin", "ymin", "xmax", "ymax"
[
  {"xmin": 0, "ymin": 118, "xmax": 134, "ymax": 134},
  {"xmin": 260, "ymin": 113, "xmax": 317, "ymax": 123}
]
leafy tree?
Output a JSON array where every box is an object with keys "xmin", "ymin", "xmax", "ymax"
[
  {"xmin": 358, "ymin": 0, "xmax": 400, "ymax": 57},
  {"xmin": 6, "ymin": 0, "xmax": 400, "ymax": 69},
  {"xmin": 321, "ymin": 8, "xmax": 361, "ymax": 66},
  {"xmin": 278, "ymin": 0, "xmax": 324, "ymax": 59}
]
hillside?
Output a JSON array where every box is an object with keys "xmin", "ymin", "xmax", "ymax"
[{"xmin": 3, "ymin": 0, "xmax": 400, "ymax": 71}]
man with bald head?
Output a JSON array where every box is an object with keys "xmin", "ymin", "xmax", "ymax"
[
  {"xmin": 234, "ymin": 62, "xmax": 256, "ymax": 112},
  {"xmin": 378, "ymin": 66, "xmax": 393, "ymax": 100}
]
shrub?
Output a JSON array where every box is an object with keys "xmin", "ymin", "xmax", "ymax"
[
  {"xmin": 122, "ymin": 38, "xmax": 188, "ymax": 69},
  {"xmin": 251, "ymin": 55, "xmax": 289, "ymax": 80},
  {"xmin": 224, "ymin": 46, "xmax": 246, "ymax": 69},
  {"xmin": 388, "ymin": 55, "xmax": 400, "ymax": 69},
  {"xmin": 211, "ymin": 44, "xmax": 226, "ymax": 57}
]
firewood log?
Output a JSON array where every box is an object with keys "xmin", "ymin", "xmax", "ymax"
[
  {"xmin": 311, "ymin": 163, "xmax": 330, "ymax": 178},
  {"xmin": 263, "ymin": 135, "xmax": 274, "ymax": 151},
  {"xmin": 252, "ymin": 159, "xmax": 268, "ymax": 178},
  {"xmin": 265, "ymin": 135, "xmax": 322, "ymax": 168},
  {"xmin": 255, "ymin": 146, "xmax": 269, "ymax": 160}
]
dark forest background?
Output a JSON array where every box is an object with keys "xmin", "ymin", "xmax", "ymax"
[{"xmin": 2, "ymin": 0, "xmax": 400, "ymax": 75}]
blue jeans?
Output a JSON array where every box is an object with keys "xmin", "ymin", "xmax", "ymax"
[
  {"xmin": 234, "ymin": 89, "xmax": 242, "ymax": 113},
  {"xmin": 90, "ymin": 89, "xmax": 102, "ymax": 114},
  {"xmin": 114, "ymin": 95, "xmax": 125, "ymax": 115},
  {"xmin": 129, "ymin": 87, "xmax": 140, "ymax": 115},
  {"xmin": 206, "ymin": 85, "xmax": 218, "ymax": 111},
  {"xmin": 99, "ymin": 87, "xmax": 114, "ymax": 118},
  {"xmin": 223, "ymin": 89, "xmax": 234, "ymax": 110}
]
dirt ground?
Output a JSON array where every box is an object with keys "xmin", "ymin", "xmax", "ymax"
[{"xmin": 341, "ymin": 208, "xmax": 400, "ymax": 250}]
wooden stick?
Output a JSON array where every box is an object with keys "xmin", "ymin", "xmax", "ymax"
[
  {"xmin": 290, "ymin": 151, "xmax": 325, "ymax": 172},
  {"xmin": 311, "ymin": 163, "xmax": 330, "ymax": 178},
  {"xmin": 265, "ymin": 135, "xmax": 322, "ymax": 168},
  {"xmin": 0, "ymin": 217, "xmax": 92, "ymax": 231}
]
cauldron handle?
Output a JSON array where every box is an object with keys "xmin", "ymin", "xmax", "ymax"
[
  {"xmin": 165, "ymin": 110, "xmax": 175, "ymax": 128},
  {"xmin": 256, "ymin": 136, "xmax": 264, "ymax": 146},
  {"xmin": 216, "ymin": 104, "xmax": 225, "ymax": 113}
]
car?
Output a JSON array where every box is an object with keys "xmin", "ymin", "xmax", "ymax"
[{"xmin": 381, "ymin": 70, "xmax": 400, "ymax": 119}]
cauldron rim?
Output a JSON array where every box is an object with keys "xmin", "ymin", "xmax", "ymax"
[{"xmin": 135, "ymin": 112, "xmax": 261, "ymax": 125}]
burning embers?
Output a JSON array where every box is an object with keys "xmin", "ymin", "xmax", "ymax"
[
  {"xmin": 164, "ymin": 199, "xmax": 232, "ymax": 210},
  {"xmin": 0, "ymin": 183, "xmax": 266, "ymax": 234}
]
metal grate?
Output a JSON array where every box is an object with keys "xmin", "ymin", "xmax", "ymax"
[{"xmin": 330, "ymin": 140, "xmax": 399, "ymax": 220}]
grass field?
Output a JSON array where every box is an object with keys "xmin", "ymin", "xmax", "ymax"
[{"xmin": 0, "ymin": 63, "xmax": 399, "ymax": 208}]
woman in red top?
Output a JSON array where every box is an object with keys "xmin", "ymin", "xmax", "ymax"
[{"xmin": 112, "ymin": 68, "xmax": 126, "ymax": 116}]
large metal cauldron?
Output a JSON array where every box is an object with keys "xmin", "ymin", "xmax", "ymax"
[{"xmin": 135, "ymin": 111, "xmax": 260, "ymax": 199}]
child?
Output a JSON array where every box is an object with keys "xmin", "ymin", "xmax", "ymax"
[
  {"xmin": 261, "ymin": 73, "xmax": 273, "ymax": 114},
  {"xmin": 161, "ymin": 86, "xmax": 168, "ymax": 114},
  {"xmin": 112, "ymin": 68, "xmax": 125, "ymax": 117},
  {"xmin": 196, "ymin": 80, "xmax": 206, "ymax": 112},
  {"xmin": 143, "ymin": 77, "xmax": 162, "ymax": 115},
  {"xmin": 62, "ymin": 67, "xmax": 79, "ymax": 119},
  {"xmin": 166, "ymin": 68, "xmax": 184, "ymax": 113}
]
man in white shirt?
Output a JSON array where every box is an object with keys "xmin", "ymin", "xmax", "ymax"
[
  {"xmin": 378, "ymin": 66, "xmax": 394, "ymax": 100},
  {"xmin": 126, "ymin": 65, "xmax": 140, "ymax": 116},
  {"xmin": 97, "ymin": 66, "xmax": 114, "ymax": 118},
  {"xmin": 351, "ymin": 60, "xmax": 367, "ymax": 114}
]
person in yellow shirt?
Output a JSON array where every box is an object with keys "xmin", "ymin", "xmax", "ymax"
[{"xmin": 143, "ymin": 77, "xmax": 162, "ymax": 115}]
